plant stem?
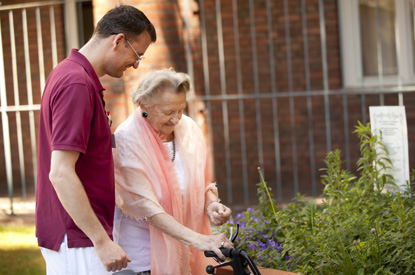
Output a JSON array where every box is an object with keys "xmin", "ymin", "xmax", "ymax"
[{"xmin": 258, "ymin": 167, "xmax": 278, "ymax": 222}]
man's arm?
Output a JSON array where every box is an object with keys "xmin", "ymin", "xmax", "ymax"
[{"xmin": 49, "ymin": 150, "xmax": 130, "ymax": 272}]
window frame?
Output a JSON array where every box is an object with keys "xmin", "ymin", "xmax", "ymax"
[{"xmin": 339, "ymin": 0, "xmax": 415, "ymax": 88}]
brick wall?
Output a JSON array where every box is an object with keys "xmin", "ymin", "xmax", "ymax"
[
  {"xmin": 93, "ymin": 0, "xmax": 352, "ymax": 205},
  {"xmin": 93, "ymin": 0, "xmax": 194, "ymax": 129},
  {"xmin": 189, "ymin": 0, "xmax": 346, "ymax": 205}
]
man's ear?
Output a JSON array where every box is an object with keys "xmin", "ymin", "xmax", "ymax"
[{"xmin": 112, "ymin": 33, "xmax": 125, "ymax": 49}]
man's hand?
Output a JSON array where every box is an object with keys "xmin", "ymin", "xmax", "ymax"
[{"xmin": 95, "ymin": 239, "xmax": 131, "ymax": 272}]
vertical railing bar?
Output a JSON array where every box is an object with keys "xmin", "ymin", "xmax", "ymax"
[
  {"xmin": 319, "ymin": 0, "xmax": 332, "ymax": 153},
  {"xmin": 232, "ymin": 0, "xmax": 249, "ymax": 204},
  {"xmin": 50, "ymin": 5, "xmax": 58, "ymax": 67},
  {"xmin": 0, "ymin": 19, "xmax": 14, "ymax": 215},
  {"xmin": 266, "ymin": 0, "xmax": 282, "ymax": 200},
  {"xmin": 184, "ymin": 0, "xmax": 196, "ymax": 119},
  {"xmin": 342, "ymin": 95, "xmax": 350, "ymax": 169},
  {"xmin": 357, "ymin": 1, "xmax": 367, "ymax": 125},
  {"xmin": 36, "ymin": 7, "xmax": 46, "ymax": 94},
  {"xmin": 22, "ymin": 8, "xmax": 38, "ymax": 189},
  {"xmin": 336, "ymin": 0, "xmax": 351, "ymax": 170},
  {"xmin": 9, "ymin": 10, "xmax": 27, "ymax": 201},
  {"xmin": 302, "ymin": 0, "xmax": 317, "ymax": 195},
  {"xmin": 375, "ymin": 0, "xmax": 385, "ymax": 105},
  {"xmin": 198, "ymin": 0, "xmax": 216, "ymax": 187},
  {"xmin": 413, "ymin": 0, "xmax": 415, "ymax": 109},
  {"xmin": 215, "ymin": 0, "xmax": 233, "ymax": 204},
  {"xmin": 394, "ymin": 0, "xmax": 403, "ymax": 105},
  {"xmin": 76, "ymin": 3, "xmax": 85, "ymax": 46},
  {"xmin": 248, "ymin": 0, "xmax": 264, "ymax": 176},
  {"xmin": 361, "ymin": 94, "xmax": 367, "ymax": 125},
  {"xmin": 284, "ymin": 0, "xmax": 299, "ymax": 195}
]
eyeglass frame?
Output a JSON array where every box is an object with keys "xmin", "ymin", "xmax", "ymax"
[
  {"xmin": 125, "ymin": 38, "xmax": 145, "ymax": 64},
  {"xmin": 111, "ymin": 33, "xmax": 145, "ymax": 64},
  {"xmin": 111, "ymin": 33, "xmax": 145, "ymax": 63}
]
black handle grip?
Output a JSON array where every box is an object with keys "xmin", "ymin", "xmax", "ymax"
[{"xmin": 204, "ymin": 247, "xmax": 235, "ymax": 258}]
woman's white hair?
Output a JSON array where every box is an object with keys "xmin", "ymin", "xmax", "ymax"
[{"xmin": 131, "ymin": 68, "xmax": 191, "ymax": 107}]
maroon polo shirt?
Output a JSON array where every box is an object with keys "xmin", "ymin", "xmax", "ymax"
[{"xmin": 36, "ymin": 49, "xmax": 115, "ymax": 251}]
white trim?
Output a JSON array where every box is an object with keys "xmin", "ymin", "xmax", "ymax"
[
  {"xmin": 64, "ymin": 1, "xmax": 80, "ymax": 56},
  {"xmin": 339, "ymin": 0, "xmax": 415, "ymax": 88}
]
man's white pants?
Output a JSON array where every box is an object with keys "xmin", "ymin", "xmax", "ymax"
[{"xmin": 40, "ymin": 234, "xmax": 112, "ymax": 275}]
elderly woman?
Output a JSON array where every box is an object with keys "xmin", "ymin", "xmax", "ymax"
[{"xmin": 112, "ymin": 68, "xmax": 232, "ymax": 275}]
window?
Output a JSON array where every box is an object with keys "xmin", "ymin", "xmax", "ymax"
[
  {"xmin": 339, "ymin": 0, "xmax": 415, "ymax": 88},
  {"xmin": 63, "ymin": 0, "xmax": 94, "ymax": 56},
  {"xmin": 77, "ymin": 1, "xmax": 94, "ymax": 46}
]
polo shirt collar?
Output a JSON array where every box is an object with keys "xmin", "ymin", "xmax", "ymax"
[{"xmin": 67, "ymin": 49, "xmax": 105, "ymax": 97}]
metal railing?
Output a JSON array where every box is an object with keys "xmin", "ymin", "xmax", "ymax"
[
  {"xmin": 194, "ymin": 0, "xmax": 415, "ymax": 207},
  {"xmin": 0, "ymin": 0, "xmax": 85, "ymax": 214}
]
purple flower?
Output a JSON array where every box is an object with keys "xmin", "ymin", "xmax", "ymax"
[
  {"xmin": 370, "ymin": 228, "xmax": 376, "ymax": 234},
  {"xmin": 268, "ymin": 240, "xmax": 276, "ymax": 248},
  {"xmin": 258, "ymin": 241, "xmax": 267, "ymax": 249},
  {"xmin": 247, "ymin": 242, "xmax": 257, "ymax": 251},
  {"xmin": 235, "ymin": 212, "xmax": 245, "ymax": 220}
]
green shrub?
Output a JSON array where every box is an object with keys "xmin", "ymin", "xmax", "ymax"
[{"xmin": 216, "ymin": 122, "xmax": 415, "ymax": 274}]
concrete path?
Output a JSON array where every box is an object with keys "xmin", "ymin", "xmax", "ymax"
[{"xmin": 0, "ymin": 196, "xmax": 35, "ymax": 226}]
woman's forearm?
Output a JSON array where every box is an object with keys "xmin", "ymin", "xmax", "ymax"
[
  {"xmin": 146, "ymin": 212, "xmax": 231, "ymax": 259},
  {"xmin": 204, "ymin": 189, "xmax": 219, "ymax": 210},
  {"xmin": 147, "ymin": 212, "xmax": 203, "ymax": 248}
]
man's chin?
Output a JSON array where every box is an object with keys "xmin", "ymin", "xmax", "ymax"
[{"xmin": 108, "ymin": 71, "xmax": 124, "ymax": 78}]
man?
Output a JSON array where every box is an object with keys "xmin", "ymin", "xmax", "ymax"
[{"xmin": 36, "ymin": 5, "xmax": 156, "ymax": 274}]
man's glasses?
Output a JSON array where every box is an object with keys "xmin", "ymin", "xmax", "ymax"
[{"xmin": 125, "ymin": 38, "xmax": 145, "ymax": 64}]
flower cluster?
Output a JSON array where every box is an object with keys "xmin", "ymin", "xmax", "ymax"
[{"xmin": 215, "ymin": 207, "xmax": 289, "ymax": 269}]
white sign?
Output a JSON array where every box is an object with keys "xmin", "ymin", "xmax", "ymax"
[{"xmin": 369, "ymin": 106, "xmax": 409, "ymax": 193}]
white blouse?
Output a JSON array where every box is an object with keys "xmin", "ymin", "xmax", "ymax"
[{"xmin": 113, "ymin": 140, "xmax": 185, "ymax": 273}]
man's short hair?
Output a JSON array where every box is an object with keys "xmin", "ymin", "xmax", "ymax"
[{"xmin": 94, "ymin": 5, "xmax": 156, "ymax": 42}]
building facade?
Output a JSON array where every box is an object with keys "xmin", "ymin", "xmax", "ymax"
[{"xmin": 1, "ymin": 0, "xmax": 414, "ymax": 210}]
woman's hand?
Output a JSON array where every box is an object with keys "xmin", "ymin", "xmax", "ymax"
[
  {"xmin": 196, "ymin": 233, "xmax": 234, "ymax": 261},
  {"xmin": 206, "ymin": 201, "xmax": 232, "ymax": 226}
]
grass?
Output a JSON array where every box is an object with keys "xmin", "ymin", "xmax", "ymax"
[{"xmin": 0, "ymin": 225, "xmax": 46, "ymax": 275}]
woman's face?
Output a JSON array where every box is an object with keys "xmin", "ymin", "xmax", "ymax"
[{"xmin": 143, "ymin": 88, "xmax": 187, "ymax": 137}]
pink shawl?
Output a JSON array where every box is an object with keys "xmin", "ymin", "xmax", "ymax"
[{"xmin": 113, "ymin": 108, "xmax": 217, "ymax": 275}]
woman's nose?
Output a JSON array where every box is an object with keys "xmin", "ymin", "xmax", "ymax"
[{"xmin": 170, "ymin": 113, "xmax": 181, "ymax": 124}]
